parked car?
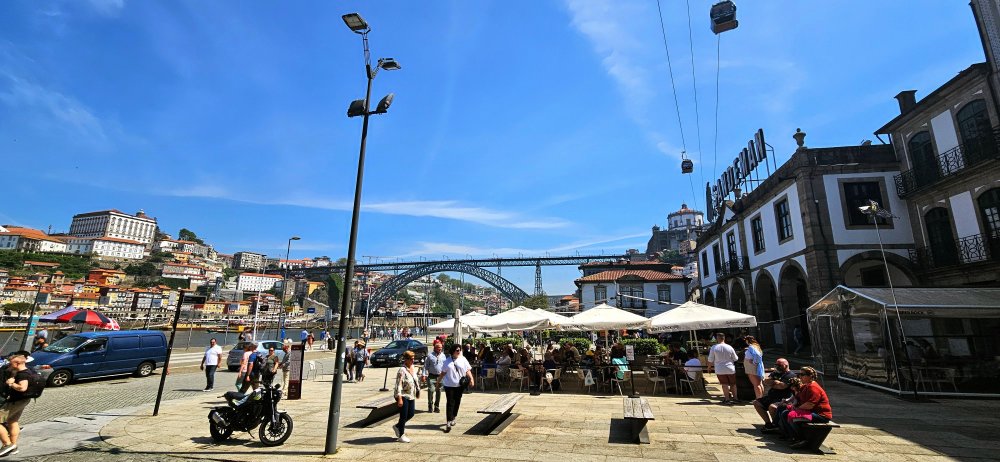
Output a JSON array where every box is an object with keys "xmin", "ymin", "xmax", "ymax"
[
  {"xmin": 226, "ymin": 340, "xmax": 285, "ymax": 372},
  {"xmin": 32, "ymin": 330, "xmax": 168, "ymax": 387},
  {"xmin": 369, "ymin": 339, "xmax": 428, "ymax": 368}
]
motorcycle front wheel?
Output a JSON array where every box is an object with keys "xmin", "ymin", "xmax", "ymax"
[{"xmin": 258, "ymin": 413, "xmax": 293, "ymax": 446}]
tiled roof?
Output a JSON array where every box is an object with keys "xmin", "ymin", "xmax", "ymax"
[
  {"xmin": 239, "ymin": 272, "xmax": 282, "ymax": 279},
  {"xmin": 575, "ymin": 269, "xmax": 687, "ymax": 283},
  {"xmin": 95, "ymin": 237, "xmax": 144, "ymax": 245},
  {"xmin": 24, "ymin": 261, "xmax": 60, "ymax": 267},
  {"xmin": 1, "ymin": 226, "xmax": 63, "ymax": 243}
]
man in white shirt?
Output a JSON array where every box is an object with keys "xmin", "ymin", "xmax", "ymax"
[
  {"xmin": 707, "ymin": 333, "xmax": 739, "ymax": 404},
  {"xmin": 200, "ymin": 338, "xmax": 224, "ymax": 392}
]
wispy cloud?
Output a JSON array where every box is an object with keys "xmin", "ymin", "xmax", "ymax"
[
  {"xmin": 86, "ymin": 0, "xmax": 125, "ymax": 17},
  {"xmin": 161, "ymin": 184, "xmax": 570, "ymax": 230},
  {"xmin": 0, "ymin": 72, "xmax": 111, "ymax": 149}
]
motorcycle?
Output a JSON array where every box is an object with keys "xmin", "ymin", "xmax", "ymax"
[{"xmin": 207, "ymin": 383, "xmax": 293, "ymax": 446}]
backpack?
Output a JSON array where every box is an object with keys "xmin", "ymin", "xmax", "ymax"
[
  {"xmin": 249, "ymin": 352, "xmax": 264, "ymax": 379},
  {"xmin": 23, "ymin": 369, "xmax": 45, "ymax": 399}
]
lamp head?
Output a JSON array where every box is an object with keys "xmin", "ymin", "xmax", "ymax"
[
  {"xmin": 378, "ymin": 57, "xmax": 401, "ymax": 71},
  {"xmin": 342, "ymin": 13, "xmax": 369, "ymax": 33},
  {"xmin": 290, "ymin": 236, "xmax": 301, "ymax": 241},
  {"xmin": 347, "ymin": 99, "xmax": 366, "ymax": 118},
  {"xmin": 373, "ymin": 93, "xmax": 394, "ymax": 114}
]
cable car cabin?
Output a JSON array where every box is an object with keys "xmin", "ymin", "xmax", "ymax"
[
  {"xmin": 681, "ymin": 159, "xmax": 694, "ymax": 174},
  {"xmin": 710, "ymin": 1, "xmax": 738, "ymax": 35}
]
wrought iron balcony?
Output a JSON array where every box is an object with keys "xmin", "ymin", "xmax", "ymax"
[
  {"xmin": 894, "ymin": 128, "xmax": 1000, "ymax": 198},
  {"xmin": 717, "ymin": 256, "xmax": 751, "ymax": 279},
  {"xmin": 908, "ymin": 233, "xmax": 1000, "ymax": 270}
]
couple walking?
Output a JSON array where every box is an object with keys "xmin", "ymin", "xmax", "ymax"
[{"xmin": 392, "ymin": 343, "xmax": 474, "ymax": 443}]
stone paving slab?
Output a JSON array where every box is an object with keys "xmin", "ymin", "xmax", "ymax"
[{"xmin": 64, "ymin": 371, "xmax": 1000, "ymax": 461}]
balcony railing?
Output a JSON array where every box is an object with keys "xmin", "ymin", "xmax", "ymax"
[
  {"xmin": 717, "ymin": 256, "xmax": 751, "ymax": 279},
  {"xmin": 895, "ymin": 128, "xmax": 1000, "ymax": 198},
  {"xmin": 908, "ymin": 233, "xmax": 1000, "ymax": 270}
]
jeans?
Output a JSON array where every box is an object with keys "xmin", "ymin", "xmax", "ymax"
[
  {"xmin": 395, "ymin": 398, "xmax": 415, "ymax": 435},
  {"xmin": 778, "ymin": 409, "xmax": 830, "ymax": 440},
  {"xmin": 426, "ymin": 374, "xmax": 442, "ymax": 410},
  {"xmin": 354, "ymin": 361, "xmax": 365, "ymax": 380},
  {"xmin": 204, "ymin": 365, "xmax": 217, "ymax": 389},
  {"xmin": 444, "ymin": 386, "xmax": 464, "ymax": 422}
]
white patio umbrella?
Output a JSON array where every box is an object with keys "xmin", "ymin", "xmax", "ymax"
[
  {"xmin": 532, "ymin": 308, "xmax": 579, "ymax": 331},
  {"xmin": 476, "ymin": 306, "xmax": 553, "ymax": 334},
  {"xmin": 427, "ymin": 311, "xmax": 490, "ymax": 334},
  {"xmin": 647, "ymin": 301, "xmax": 757, "ymax": 333},
  {"xmin": 569, "ymin": 303, "xmax": 650, "ymax": 331}
]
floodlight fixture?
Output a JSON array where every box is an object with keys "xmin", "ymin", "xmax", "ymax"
[
  {"xmin": 347, "ymin": 99, "xmax": 366, "ymax": 118},
  {"xmin": 342, "ymin": 13, "xmax": 369, "ymax": 33},
  {"xmin": 378, "ymin": 57, "xmax": 401, "ymax": 71},
  {"xmin": 373, "ymin": 93, "xmax": 394, "ymax": 114}
]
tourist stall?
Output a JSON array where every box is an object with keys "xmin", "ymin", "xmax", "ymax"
[{"xmin": 808, "ymin": 285, "xmax": 1000, "ymax": 397}]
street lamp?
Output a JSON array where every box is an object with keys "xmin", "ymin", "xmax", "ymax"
[
  {"xmin": 325, "ymin": 12, "xmax": 400, "ymax": 455},
  {"xmin": 279, "ymin": 236, "xmax": 301, "ymax": 341},
  {"xmin": 859, "ymin": 200, "xmax": 917, "ymax": 401}
]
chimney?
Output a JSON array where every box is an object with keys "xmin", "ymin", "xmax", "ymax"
[{"xmin": 895, "ymin": 90, "xmax": 917, "ymax": 113}]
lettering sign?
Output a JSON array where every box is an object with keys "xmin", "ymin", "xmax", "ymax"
[
  {"xmin": 708, "ymin": 129, "xmax": 768, "ymax": 220},
  {"xmin": 288, "ymin": 343, "xmax": 304, "ymax": 400}
]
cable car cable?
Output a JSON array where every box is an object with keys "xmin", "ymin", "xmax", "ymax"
[
  {"xmin": 655, "ymin": 0, "xmax": 688, "ymax": 153},
  {"xmin": 685, "ymin": 0, "xmax": 706, "ymax": 196}
]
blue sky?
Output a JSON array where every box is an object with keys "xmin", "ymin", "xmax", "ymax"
[{"xmin": 0, "ymin": 1, "xmax": 987, "ymax": 294}]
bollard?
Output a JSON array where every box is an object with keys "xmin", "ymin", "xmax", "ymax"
[{"xmin": 380, "ymin": 366, "xmax": 390, "ymax": 392}]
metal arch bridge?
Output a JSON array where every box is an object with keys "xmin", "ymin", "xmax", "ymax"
[
  {"xmin": 286, "ymin": 254, "xmax": 625, "ymax": 314},
  {"xmin": 364, "ymin": 262, "xmax": 530, "ymax": 317}
]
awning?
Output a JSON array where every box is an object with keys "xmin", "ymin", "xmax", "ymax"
[
  {"xmin": 427, "ymin": 311, "xmax": 491, "ymax": 334},
  {"xmin": 569, "ymin": 303, "xmax": 650, "ymax": 330},
  {"xmin": 476, "ymin": 306, "xmax": 553, "ymax": 333},
  {"xmin": 648, "ymin": 301, "xmax": 757, "ymax": 333},
  {"xmin": 809, "ymin": 286, "xmax": 1000, "ymax": 318}
]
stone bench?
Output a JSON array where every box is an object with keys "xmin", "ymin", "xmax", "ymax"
[
  {"xmin": 475, "ymin": 393, "xmax": 523, "ymax": 435},
  {"xmin": 353, "ymin": 396, "xmax": 398, "ymax": 427},
  {"xmin": 796, "ymin": 420, "xmax": 841, "ymax": 454},
  {"xmin": 622, "ymin": 397, "xmax": 655, "ymax": 444}
]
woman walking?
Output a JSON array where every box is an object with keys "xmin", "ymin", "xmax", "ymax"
[
  {"xmin": 353, "ymin": 342, "xmax": 369, "ymax": 382},
  {"xmin": 392, "ymin": 351, "xmax": 420, "ymax": 443},
  {"xmin": 441, "ymin": 344, "xmax": 475, "ymax": 433},
  {"xmin": 744, "ymin": 336, "xmax": 766, "ymax": 399}
]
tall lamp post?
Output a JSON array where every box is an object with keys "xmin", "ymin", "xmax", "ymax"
[
  {"xmin": 325, "ymin": 12, "xmax": 400, "ymax": 455},
  {"xmin": 859, "ymin": 200, "xmax": 918, "ymax": 400},
  {"xmin": 279, "ymin": 236, "xmax": 301, "ymax": 341}
]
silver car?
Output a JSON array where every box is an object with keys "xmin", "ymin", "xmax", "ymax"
[{"xmin": 225, "ymin": 340, "xmax": 284, "ymax": 372}]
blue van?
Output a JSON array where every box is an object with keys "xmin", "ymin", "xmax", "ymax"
[{"xmin": 31, "ymin": 330, "xmax": 168, "ymax": 387}]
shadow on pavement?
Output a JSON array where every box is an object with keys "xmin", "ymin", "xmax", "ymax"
[
  {"xmin": 343, "ymin": 436, "xmax": 398, "ymax": 445},
  {"xmin": 606, "ymin": 418, "xmax": 636, "ymax": 444}
]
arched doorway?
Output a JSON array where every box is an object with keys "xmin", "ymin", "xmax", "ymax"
[
  {"xmin": 754, "ymin": 271, "xmax": 779, "ymax": 346},
  {"xmin": 729, "ymin": 280, "xmax": 748, "ymax": 313},
  {"xmin": 779, "ymin": 264, "xmax": 809, "ymax": 353},
  {"xmin": 925, "ymin": 207, "xmax": 958, "ymax": 266},
  {"xmin": 715, "ymin": 286, "xmax": 729, "ymax": 310},
  {"xmin": 703, "ymin": 289, "xmax": 715, "ymax": 307},
  {"xmin": 840, "ymin": 251, "xmax": 917, "ymax": 287}
]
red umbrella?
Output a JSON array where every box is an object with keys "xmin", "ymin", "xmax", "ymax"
[{"xmin": 48, "ymin": 309, "xmax": 118, "ymax": 330}]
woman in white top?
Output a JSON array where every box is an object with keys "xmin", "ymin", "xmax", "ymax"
[
  {"xmin": 440, "ymin": 344, "xmax": 475, "ymax": 432},
  {"xmin": 392, "ymin": 351, "xmax": 419, "ymax": 443}
]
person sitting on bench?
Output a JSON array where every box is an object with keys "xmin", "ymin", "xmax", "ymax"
[
  {"xmin": 756, "ymin": 358, "xmax": 797, "ymax": 433},
  {"xmin": 777, "ymin": 367, "xmax": 832, "ymax": 449}
]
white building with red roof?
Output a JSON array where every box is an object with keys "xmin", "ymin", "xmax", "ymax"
[{"xmin": 574, "ymin": 269, "xmax": 689, "ymax": 317}]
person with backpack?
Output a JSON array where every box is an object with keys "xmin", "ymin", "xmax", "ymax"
[{"xmin": 0, "ymin": 352, "xmax": 37, "ymax": 457}]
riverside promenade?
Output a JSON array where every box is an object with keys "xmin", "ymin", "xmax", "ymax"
[{"xmin": 25, "ymin": 367, "xmax": 999, "ymax": 462}]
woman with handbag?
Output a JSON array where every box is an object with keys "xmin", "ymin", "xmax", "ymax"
[
  {"xmin": 392, "ymin": 351, "xmax": 420, "ymax": 443},
  {"xmin": 441, "ymin": 344, "xmax": 474, "ymax": 433}
]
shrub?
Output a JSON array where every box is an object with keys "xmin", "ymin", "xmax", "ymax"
[
  {"xmin": 442, "ymin": 336, "xmax": 521, "ymax": 353},
  {"xmin": 620, "ymin": 338, "xmax": 665, "ymax": 356}
]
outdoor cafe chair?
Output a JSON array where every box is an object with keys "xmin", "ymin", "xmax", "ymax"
[
  {"xmin": 643, "ymin": 367, "xmax": 667, "ymax": 395},
  {"xmin": 542, "ymin": 368, "xmax": 561, "ymax": 393},
  {"xmin": 508, "ymin": 369, "xmax": 529, "ymax": 391},
  {"xmin": 678, "ymin": 370, "xmax": 704, "ymax": 395},
  {"xmin": 611, "ymin": 370, "xmax": 632, "ymax": 396}
]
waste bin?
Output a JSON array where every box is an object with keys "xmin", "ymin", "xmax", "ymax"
[{"xmin": 733, "ymin": 362, "xmax": 756, "ymax": 401}]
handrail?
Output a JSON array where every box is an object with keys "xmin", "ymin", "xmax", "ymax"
[
  {"xmin": 909, "ymin": 232, "xmax": 1000, "ymax": 269},
  {"xmin": 894, "ymin": 128, "xmax": 1000, "ymax": 197}
]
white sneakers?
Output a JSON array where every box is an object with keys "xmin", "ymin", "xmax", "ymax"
[
  {"xmin": 398, "ymin": 435, "xmax": 411, "ymax": 443},
  {"xmin": 392, "ymin": 424, "xmax": 401, "ymax": 439},
  {"xmin": 0, "ymin": 444, "xmax": 17, "ymax": 457}
]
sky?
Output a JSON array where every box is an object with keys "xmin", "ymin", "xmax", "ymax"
[{"xmin": 0, "ymin": 0, "xmax": 988, "ymax": 295}]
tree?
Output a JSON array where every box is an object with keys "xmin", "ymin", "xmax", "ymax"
[
  {"xmin": 1, "ymin": 302, "xmax": 33, "ymax": 317},
  {"xmin": 177, "ymin": 228, "xmax": 205, "ymax": 245},
  {"xmin": 521, "ymin": 295, "xmax": 550, "ymax": 310},
  {"xmin": 222, "ymin": 268, "xmax": 239, "ymax": 280},
  {"xmin": 327, "ymin": 273, "xmax": 344, "ymax": 312},
  {"xmin": 125, "ymin": 262, "xmax": 158, "ymax": 277}
]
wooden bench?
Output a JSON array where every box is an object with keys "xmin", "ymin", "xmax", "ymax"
[
  {"xmin": 353, "ymin": 396, "xmax": 399, "ymax": 427},
  {"xmin": 622, "ymin": 397, "xmax": 655, "ymax": 444},
  {"xmin": 797, "ymin": 421, "xmax": 841, "ymax": 454},
  {"xmin": 475, "ymin": 393, "xmax": 523, "ymax": 435}
]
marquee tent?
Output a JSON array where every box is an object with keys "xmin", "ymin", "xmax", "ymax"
[
  {"xmin": 532, "ymin": 308, "xmax": 579, "ymax": 330},
  {"xmin": 569, "ymin": 303, "xmax": 650, "ymax": 330},
  {"xmin": 476, "ymin": 306, "xmax": 553, "ymax": 333},
  {"xmin": 647, "ymin": 301, "xmax": 757, "ymax": 333}
]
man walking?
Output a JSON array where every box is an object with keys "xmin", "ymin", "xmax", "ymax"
[
  {"xmin": 200, "ymin": 338, "xmax": 223, "ymax": 392},
  {"xmin": 0, "ymin": 353, "xmax": 33, "ymax": 456},
  {"xmin": 421, "ymin": 341, "xmax": 446, "ymax": 413},
  {"xmin": 280, "ymin": 341, "xmax": 292, "ymax": 391},
  {"xmin": 708, "ymin": 332, "xmax": 739, "ymax": 404},
  {"xmin": 300, "ymin": 328, "xmax": 309, "ymax": 347}
]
